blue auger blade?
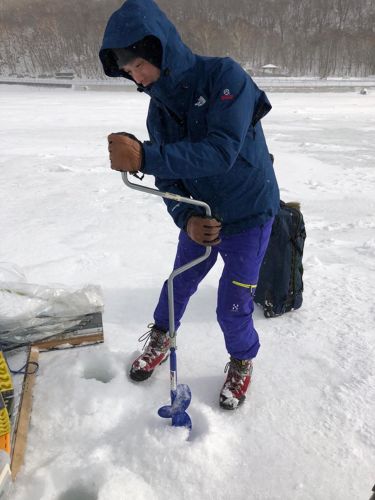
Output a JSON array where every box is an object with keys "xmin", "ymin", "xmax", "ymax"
[
  {"xmin": 158, "ymin": 383, "xmax": 192, "ymax": 429},
  {"xmin": 172, "ymin": 384, "xmax": 191, "ymax": 413},
  {"xmin": 158, "ymin": 406, "xmax": 192, "ymax": 430},
  {"xmin": 172, "ymin": 411, "xmax": 192, "ymax": 430},
  {"xmin": 158, "ymin": 405, "xmax": 173, "ymax": 419}
]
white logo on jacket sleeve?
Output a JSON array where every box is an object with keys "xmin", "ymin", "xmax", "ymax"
[{"xmin": 194, "ymin": 96, "xmax": 206, "ymax": 107}]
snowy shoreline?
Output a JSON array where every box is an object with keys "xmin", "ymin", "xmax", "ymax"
[{"xmin": 1, "ymin": 76, "xmax": 375, "ymax": 92}]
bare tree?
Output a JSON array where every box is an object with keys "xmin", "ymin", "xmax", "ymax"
[{"xmin": 0, "ymin": 0, "xmax": 374, "ymax": 78}]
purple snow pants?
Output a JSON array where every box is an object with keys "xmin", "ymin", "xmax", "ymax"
[{"xmin": 153, "ymin": 219, "xmax": 273, "ymax": 360}]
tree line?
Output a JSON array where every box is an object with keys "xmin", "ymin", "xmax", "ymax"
[{"xmin": 0, "ymin": 0, "xmax": 374, "ymax": 78}]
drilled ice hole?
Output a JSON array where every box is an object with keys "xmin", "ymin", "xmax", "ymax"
[
  {"xmin": 82, "ymin": 356, "xmax": 116, "ymax": 384},
  {"xmin": 58, "ymin": 484, "xmax": 98, "ymax": 500}
]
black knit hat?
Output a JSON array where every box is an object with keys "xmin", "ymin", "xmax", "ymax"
[{"xmin": 113, "ymin": 36, "xmax": 163, "ymax": 69}]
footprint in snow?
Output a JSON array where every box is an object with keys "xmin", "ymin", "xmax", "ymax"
[
  {"xmin": 48, "ymin": 164, "xmax": 73, "ymax": 173},
  {"xmin": 355, "ymin": 239, "xmax": 375, "ymax": 257},
  {"xmin": 306, "ymin": 179, "xmax": 324, "ymax": 190},
  {"xmin": 38, "ymin": 153, "xmax": 55, "ymax": 159}
]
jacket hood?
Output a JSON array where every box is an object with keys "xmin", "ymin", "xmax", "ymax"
[{"xmin": 99, "ymin": 0, "xmax": 195, "ymax": 83}]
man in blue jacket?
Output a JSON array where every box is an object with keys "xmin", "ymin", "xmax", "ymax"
[{"xmin": 100, "ymin": 0, "xmax": 280, "ymax": 410}]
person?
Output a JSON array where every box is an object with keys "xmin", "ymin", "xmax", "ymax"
[{"xmin": 99, "ymin": 0, "xmax": 280, "ymax": 410}]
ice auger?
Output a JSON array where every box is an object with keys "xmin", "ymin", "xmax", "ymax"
[{"xmin": 122, "ymin": 172, "xmax": 212, "ymax": 431}]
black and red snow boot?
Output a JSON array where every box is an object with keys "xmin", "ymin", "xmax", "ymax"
[
  {"xmin": 130, "ymin": 324, "xmax": 170, "ymax": 382},
  {"xmin": 219, "ymin": 357, "xmax": 253, "ymax": 410}
]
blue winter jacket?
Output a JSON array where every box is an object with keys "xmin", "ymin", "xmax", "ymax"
[{"xmin": 100, "ymin": 0, "xmax": 280, "ymax": 235}]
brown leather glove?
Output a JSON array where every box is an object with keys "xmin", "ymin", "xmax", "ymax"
[
  {"xmin": 186, "ymin": 216, "xmax": 222, "ymax": 246},
  {"xmin": 108, "ymin": 132, "xmax": 143, "ymax": 172}
]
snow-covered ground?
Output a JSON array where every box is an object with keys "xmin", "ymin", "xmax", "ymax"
[{"xmin": 0, "ymin": 85, "xmax": 374, "ymax": 500}]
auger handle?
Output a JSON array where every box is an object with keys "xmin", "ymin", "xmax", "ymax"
[{"xmin": 121, "ymin": 173, "xmax": 212, "ymax": 341}]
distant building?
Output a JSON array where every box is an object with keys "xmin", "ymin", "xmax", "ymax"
[
  {"xmin": 242, "ymin": 63, "xmax": 288, "ymax": 77},
  {"xmin": 261, "ymin": 64, "xmax": 279, "ymax": 75}
]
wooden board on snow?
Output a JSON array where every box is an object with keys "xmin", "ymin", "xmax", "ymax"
[
  {"xmin": 34, "ymin": 312, "xmax": 104, "ymax": 350},
  {"xmin": 3, "ymin": 312, "xmax": 104, "ymax": 482},
  {"xmin": 9, "ymin": 346, "xmax": 39, "ymax": 480},
  {"xmin": 1, "ymin": 312, "xmax": 104, "ymax": 352}
]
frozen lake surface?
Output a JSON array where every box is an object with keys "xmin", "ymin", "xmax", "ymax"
[{"xmin": 0, "ymin": 85, "xmax": 374, "ymax": 500}]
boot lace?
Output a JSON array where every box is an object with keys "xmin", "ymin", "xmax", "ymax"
[
  {"xmin": 223, "ymin": 357, "xmax": 252, "ymax": 392},
  {"xmin": 137, "ymin": 323, "xmax": 168, "ymax": 363}
]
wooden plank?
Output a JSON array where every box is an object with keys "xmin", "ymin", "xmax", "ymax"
[
  {"xmin": 0, "ymin": 312, "xmax": 104, "ymax": 352},
  {"xmin": 35, "ymin": 332, "xmax": 103, "ymax": 350},
  {"xmin": 10, "ymin": 347, "xmax": 39, "ymax": 480},
  {"xmin": 33, "ymin": 312, "xmax": 104, "ymax": 350},
  {"xmin": 7, "ymin": 312, "xmax": 105, "ymax": 481}
]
